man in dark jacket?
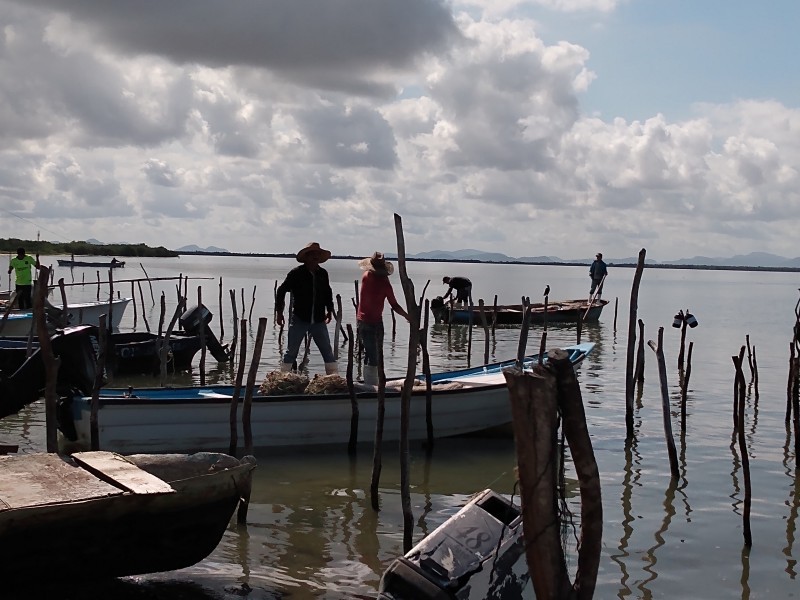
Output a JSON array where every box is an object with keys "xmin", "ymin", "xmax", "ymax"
[
  {"xmin": 276, "ymin": 242, "xmax": 337, "ymax": 374},
  {"xmin": 589, "ymin": 252, "xmax": 608, "ymax": 298}
]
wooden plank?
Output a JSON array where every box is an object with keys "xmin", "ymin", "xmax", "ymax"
[
  {"xmin": 0, "ymin": 453, "xmax": 123, "ymax": 510},
  {"xmin": 72, "ymin": 451, "xmax": 175, "ymax": 495}
]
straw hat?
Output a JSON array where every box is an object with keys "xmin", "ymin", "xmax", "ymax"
[
  {"xmin": 358, "ymin": 251, "xmax": 394, "ymax": 276},
  {"xmin": 296, "ymin": 242, "xmax": 331, "ymax": 263}
]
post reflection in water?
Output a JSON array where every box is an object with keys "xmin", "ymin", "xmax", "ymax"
[{"xmin": 783, "ymin": 424, "xmax": 799, "ymax": 578}]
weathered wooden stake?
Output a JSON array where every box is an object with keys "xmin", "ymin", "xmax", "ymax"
[
  {"xmin": 89, "ymin": 314, "xmax": 107, "ymax": 451},
  {"xmin": 34, "ymin": 266, "xmax": 61, "ymax": 452},
  {"xmin": 243, "ymin": 317, "xmax": 267, "ymax": 456},
  {"xmin": 198, "ymin": 286, "xmax": 206, "ymax": 386},
  {"xmin": 477, "ymin": 299, "xmax": 490, "ymax": 365},
  {"xmin": 346, "ymin": 323, "xmax": 359, "ymax": 456},
  {"xmin": 614, "ymin": 297, "xmax": 619, "ymax": 332},
  {"xmin": 394, "ymin": 213, "xmax": 420, "ymax": 553},
  {"xmin": 538, "ymin": 295, "xmax": 548, "ymax": 365},
  {"xmin": 218, "ymin": 277, "xmax": 224, "ymax": 341},
  {"xmin": 370, "ymin": 336, "xmax": 387, "ymax": 512},
  {"xmin": 228, "ymin": 319, "xmax": 248, "ymax": 457},
  {"xmin": 732, "ymin": 354, "xmax": 753, "ymax": 547},
  {"xmin": 647, "ymin": 326, "xmax": 679, "ymax": 479},
  {"xmin": 137, "ymin": 281, "xmax": 150, "ymax": 332},
  {"xmin": 678, "ymin": 310, "xmax": 688, "ymax": 371},
  {"xmin": 681, "ymin": 341, "xmax": 693, "ymax": 430},
  {"xmin": 626, "ymin": 248, "xmax": 647, "ymax": 439},
  {"xmin": 421, "ymin": 298, "xmax": 434, "ymax": 451},
  {"xmin": 248, "ymin": 285, "xmax": 257, "ymax": 322},
  {"xmin": 333, "ymin": 294, "xmax": 343, "ymax": 361},
  {"xmin": 139, "ymin": 263, "xmax": 156, "ymax": 304},
  {"xmin": 634, "ymin": 319, "xmax": 645, "ymax": 383}
]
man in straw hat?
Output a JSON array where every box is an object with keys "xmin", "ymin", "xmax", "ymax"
[
  {"xmin": 276, "ymin": 242, "xmax": 338, "ymax": 374},
  {"xmin": 357, "ymin": 252, "xmax": 409, "ymax": 386}
]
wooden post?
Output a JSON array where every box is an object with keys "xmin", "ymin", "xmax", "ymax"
[
  {"xmin": 647, "ymin": 327, "xmax": 679, "ymax": 479},
  {"xmin": 421, "ymin": 298, "xmax": 434, "ymax": 451},
  {"xmin": 625, "ymin": 249, "xmax": 647, "ymax": 439},
  {"xmin": 248, "ymin": 285, "xmax": 256, "ymax": 322},
  {"xmin": 229, "ymin": 289, "xmax": 239, "ymax": 361},
  {"xmin": 393, "ymin": 213, "xmax": 420, "ymax": 553},
  {"xmin": 678, "ymin": 310, "xmax": 688, "ymax": 371},
  {"xmin": 159, "ymin": 297, "xmax": 185, "ymax": 386},
  {"xmin": 491, "ymin": 294, "xmax": 498, "ymax": 334},
  {"xmin": 634, "ymin": 319, "xmax": 645, "ymax": 383},
  {"xmin": 466, "ymin": 296, "xmax": 473, "ymax": 367},
  {"xmin": 198, "ymin": 286, "xmax": 206, "ymax": 386},
  {"xmin": 503, "ymin": 365, "xmax": 572, "ymax": 599},
  {"xmin": 346, "ymin": 323, "xmax": 359, "ymax": 455},
  {"xmin": 732, "ymin": 354, "xmax": 753, "ymax": 547},
  {"xmin": 538, "ymin": 295, "xmax": 548, "ymax": 365},
  {"xmin": 516, "ymin": 297, "xmax": 532, "ymax": 368},
  {"xmin": 242, "ymin": 317, "xmax": 267, "ymax": 456},
  {"xmin": 614, "ymin": 297, "xmax": 618, "ymax": 332},
  {"xmin": 681, "ymin": 341, "xmax": 693, "ymax": 430},
  {"xmin": 333, "ymin": 294, "xmax": 343, "ymax": 361},
  {"xmin": 228, "ymin": 319, "xmax": 248, "ymax": 457},
  {"xmin": 90, "ymin": 314, "xmax": 107, "ymax": 451},
  {"xmin": 550, "ymin": 348, "xmax": 603, "ymax": 599},
  {"xmin": 218, "ymin": 277, "xmax": 225, "ymax": 341},
  {"xmin": 477, "ymin": 299, "xmax": 490, "ymax": 365},
  {"xmin": 369, "ymin": 337, "xmax": 387, "ymax": 511},
  {"xmin": 137, "ymin": 281, "xmax": 150, "ymax": 332},
  {"xmin": 752, "ymin": 345, "xmax": 760, "ymax": 402},
  {"xmin": 139, "ymin": 263, "xmax": 155, "ymax": 304},
  {"xmin": 34, "ymin": 266, "xmax": 61, "ymax": 453},
  {"xmin": 733, "ymin": 346, "xmax": 745, "ymax": 429},
  {"xmin": 131, "ymin": 281, "xmax": 138, "ymax": 329}
]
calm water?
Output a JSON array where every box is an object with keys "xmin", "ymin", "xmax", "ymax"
[{"xmin": 3, "ymin": 255, "xmax": 800, "ymax": 599}]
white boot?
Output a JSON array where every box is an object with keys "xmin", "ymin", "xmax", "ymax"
[
  {"xmin": 363, "ymin": 365, "xmax": 378, "ymax": 386},
  {"xmin": 280, "ymin": 362, "xmax": 293, "ymax": 372},
  {"xmin": 325, "ymin": 362, "xmax": 338, "ymax": 375}
]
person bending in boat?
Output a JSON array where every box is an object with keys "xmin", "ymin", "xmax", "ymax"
[
  {"xmin": 7, "ymin": 247, "xmax": 40, "ymax": 310},
  {"xmin": 275, "ymin": 242, "xmax": 338, "ymax": 375},
  {"xmin": 357, "ymin": 252, "xmax": 410, "ymax": 386},
  {"xmin": 442, "ymin": 276, "xmax": 472, "ymax": 307}
]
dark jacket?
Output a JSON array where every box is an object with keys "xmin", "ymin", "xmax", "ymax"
[
  {"xmin": 276, "ymin": 265, "xmax": 334, "ymax": 323},
  {"xmin": 589, "ymin": 259, "xmax": 608, "ymax": 281}
]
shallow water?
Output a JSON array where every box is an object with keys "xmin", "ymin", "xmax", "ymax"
[{"xmin": 2, "ymin": 255, "xmax": 799, "ymax": 599}]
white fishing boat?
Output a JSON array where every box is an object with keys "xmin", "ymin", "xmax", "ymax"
[
  {"xmin": 0, "ymin": 297, "xmax": 132, "ymax": 337},
  {"xmin": 58, "ymin": 343, "xmax": 595, "ymax": 454}
]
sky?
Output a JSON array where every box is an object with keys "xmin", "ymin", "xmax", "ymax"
[{"xmin": 1, "ymin": 0, "xmax": 798, "ymax": 262}]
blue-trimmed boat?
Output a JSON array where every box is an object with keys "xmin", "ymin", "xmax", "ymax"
[{"xmin": 58, "ymin": 343, "xmax": 594, "ymax": 454}]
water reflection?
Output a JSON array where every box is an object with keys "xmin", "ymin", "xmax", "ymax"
[
  {"xmin": 783, "ymin": 424, "xmax": 799, "ymax": 578},
  {"xmin": 611, "ymin": 436, "xmax": 641, "ymax": 599},
  {"xmin": 639, "ymin": 478, "xmax": 678, "ymax": 598}
]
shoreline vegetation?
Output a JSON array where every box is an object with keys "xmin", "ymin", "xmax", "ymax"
[{"xmin": 2, "ymin": 239, "xmax": 798, "ymax": 273}]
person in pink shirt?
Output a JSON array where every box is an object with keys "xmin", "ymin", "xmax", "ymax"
[{"xmin": 356, "ymin": 252, "xmax": 410, "ymax": 385}]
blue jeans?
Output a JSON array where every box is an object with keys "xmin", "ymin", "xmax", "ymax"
[
  {"xmin": 283, "ymin": 318, "xmax": 335, "ymax": 364},
  {"xmin": 358, "ymin": 320, "xmax": 384, "ymax": 366}
]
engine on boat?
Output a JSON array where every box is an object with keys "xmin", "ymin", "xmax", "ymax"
[{"xmin": 179, "ymin": 303, "xmax": 231, "ymax": 362}]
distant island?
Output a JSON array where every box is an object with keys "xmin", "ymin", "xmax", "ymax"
[{"xmin": 1, "ymin": 238, "xmax": 178, "ymax": 258}]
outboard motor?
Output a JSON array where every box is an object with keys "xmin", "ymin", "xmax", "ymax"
[
  {"xmin": 179, "ymin": 304, "xmax": 230, "ymax": 362},
  {"xmin": 378, "ymin": 489, "xmax": 530, "ymax": 599}
]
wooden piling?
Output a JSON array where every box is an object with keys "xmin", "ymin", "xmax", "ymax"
[
  {"xmin": 198, "ymin": 286, "xmax": 206, "ymax": 386},
  {"xmin": 89, "ymin": 314, "xmax": 107, "ymax": 451},
  {"xmin": 243, "ymin": 317, "xmax": 267, "ymax": 456},
  {"xmin": 34, "ymin": 266, "xmax": 61, "ymax": 453},
  {"xmin": 228, "ymin": 319, "xmax": 247, "ymax": 457},
  {"xmin": 647, "ymin": 327, "xmax": 679, "ymax": 479},
  {"xmin": 477, "ymin": 299, "xmax": 490, "ymax": 365},
  {"xmin": 248, "ymin": 285, "xmax": 256, "ymax": 322},
  {"xmin": 218, "ymin": 277, "xmax": 224, "ymax": 341},
  {"xmin": 681, "ymin": 341, "xmax": 693, "ymax": 430},
  {"xmin": 139, "ymin": 263, "xmax": 156, "ymax": 304},
  {"xmin": 370, "ymin": 338, "xmax": 387, "ymax": 511},
  {"xmin": 229, "ymin": 289, "xmax": 239, "ymax": 360},
  {"xmin": 421, "ymin": 298, "xmax": 434, "ymax": 451},
  {"xmin": 137, "ymin": 281, "xmax": 150, "ymax": 332},
  {"xmin": 346, "ymin": 323, "xmax": 359, "ymax": 456},
  {"xmin": 732, "ymin": 353, "xmax": 752, "ymax": 546},
  {"xmin": 393, "ymin": 213, "xmax": 420, "ymax": 553},
  {"xmin": 678, "ymin": 310, "xmax": 688, "ymax": 371},
  {"xmin": 625, "ymin": 248, "xmax": 647, "ymax": 439},
  {"xmin": 159, "ymin": 296, "xmax": 185, "ymax": 386},
  {"xmin": 333, "ymin": 294, "xmax": 343, "ymax": 361}
]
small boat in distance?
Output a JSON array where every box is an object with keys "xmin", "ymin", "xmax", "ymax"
[
  {"xmin": 57, "ymin": 258, "xmax": 125, "ymax": 268},
  {"xmin": 58, "ymin": 342, "xmax": 595, "ymax": 454},
  {"xmin": 431, "ymin": 297, "xmax": 609, "ymax": 326},
  {"xmin": 0, "ymin": 451, "xmax": 256, "ymax": 585}
]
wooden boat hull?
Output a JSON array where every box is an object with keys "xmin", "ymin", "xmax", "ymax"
[
  {"xmin": 0, "ymin": 297, "xmax": 131, "ymax": 337},
  {"xmin": 57, "ymin": 259, "xmax": 125, "ymax": 268},
  {"xmin": 433, "ymin": 299, "xmax": 609, "ymax": 325},
  {"xmin": 0, "ymin": 325, "xmax": 98, "ymax": 419},
  {"xmin": 59, "ymin": 343, "xmax": 594, "ymax": 454},
  {"xmin": 0, "ymin": 451, "xmax": 255, "ymax": 583}
]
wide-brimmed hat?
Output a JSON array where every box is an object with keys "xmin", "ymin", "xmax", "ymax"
[
  {"xmin": 358, "ymin": 251, "xmax": 394, "ymax": 276},
  {"xmin": 596, "ymin": 253, "xmax": 602, "ymax": 258},
  {"xmin": 296, "ymin": 242, "xmax": 331, "ymax": 263}
]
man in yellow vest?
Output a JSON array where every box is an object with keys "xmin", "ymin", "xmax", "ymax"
[{"xmin": 7, "ymin": 247, "xmax": 40, "ymax": 310}]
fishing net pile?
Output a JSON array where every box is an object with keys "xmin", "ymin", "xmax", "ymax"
[
  {"xmin": 258, "ymin": 371, "xmax": 309, "ymax": 395},
  {"xmin": 258, "ymin": 371, "xmax": 350, "ymax": 395},
  {"xmin": 305, "ymin": 374, "xmax": 349, "ymax": 394}
]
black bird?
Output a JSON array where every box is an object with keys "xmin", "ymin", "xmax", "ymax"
[{"xmin": 543, "ymin": 285, "xmax": 550, "ymax": 297}]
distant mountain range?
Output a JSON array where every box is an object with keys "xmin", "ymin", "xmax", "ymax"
[
  {"xmin": 175, "ymin": 244, "xmax": 230, "ymax": 254},
  {"xmin": 396, "ymin": 249, "xmax": 800, "ymax": 269}
]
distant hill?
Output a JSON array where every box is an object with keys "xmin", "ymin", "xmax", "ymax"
[
  {"xmin": 401, "ymin": 249, "xmax": 800, "ymax": 269},
  {"xmin": 176, "ymin": 244, "xmax": 229, "ymax": 254}
]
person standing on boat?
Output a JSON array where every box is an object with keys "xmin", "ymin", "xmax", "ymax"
[
  {"xmin": 357, "ymin": 252, "xmax": 410, "ymax": 386},
  {"xmin": 442, "ymin": 276, "xmax": 472, "ymax": 307},
  {"xmin": 7, "ymin": 247, "xmax": 40, "ymax": 310},
  {"xmin": 275, "ymin": 242, "xmax": 338, "ymax": 375},
  {"xmin": 589, "ymin": 252, "xmax": 608, "ymax": 299}
]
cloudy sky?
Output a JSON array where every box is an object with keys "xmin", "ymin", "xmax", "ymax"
[{"xmin": 1, "ymin": 0, "xmax": 798, "ymax": 261}]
